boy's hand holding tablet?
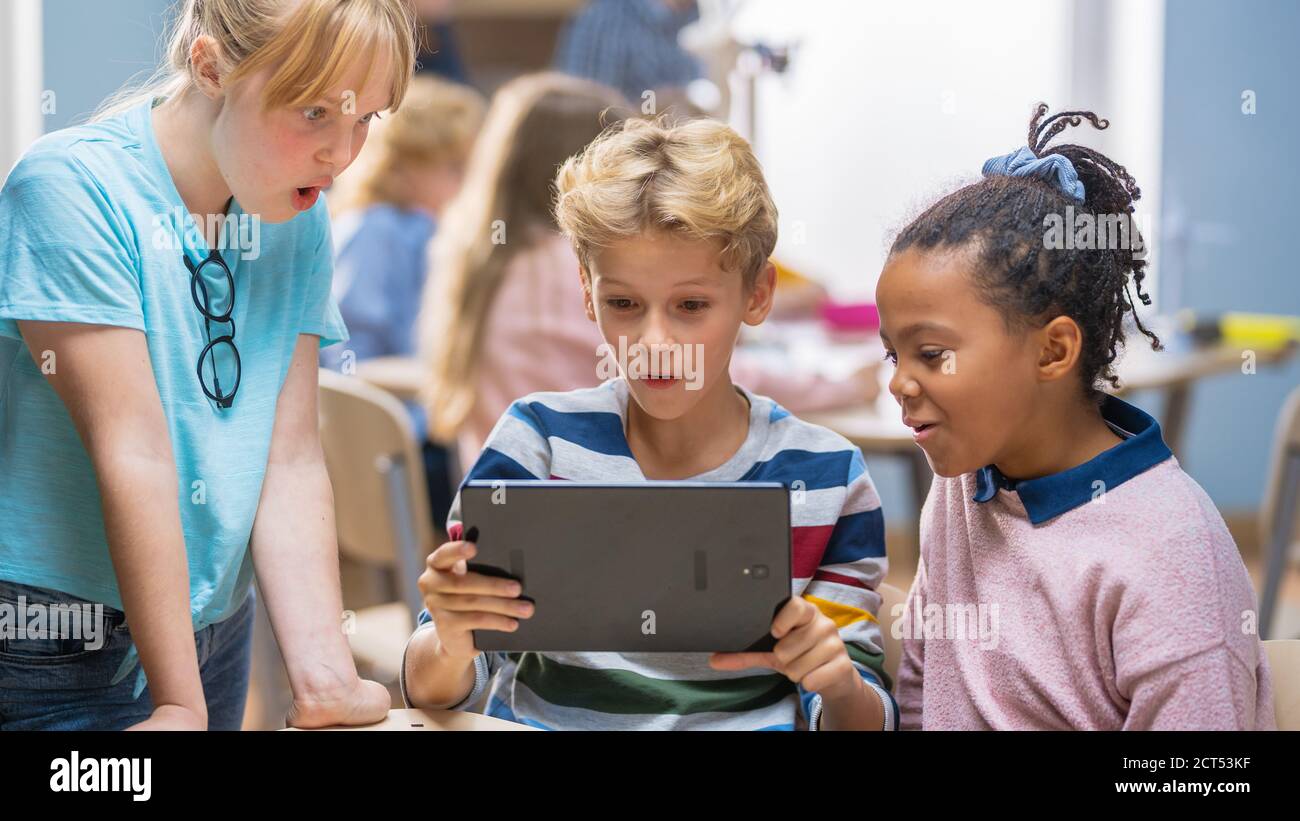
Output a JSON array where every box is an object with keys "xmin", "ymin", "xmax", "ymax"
[
  {"xmin": 418, "ymin": 531, "xmax": 534, "ymax": 662},
  {"xmin": 708, "ymin": 596, "xmax": 865, "ymax": 706}
]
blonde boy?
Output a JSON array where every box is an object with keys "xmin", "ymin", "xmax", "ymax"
[{"xmin": 401, "ymin": 118, "xmax": 896, "ymax": 730}]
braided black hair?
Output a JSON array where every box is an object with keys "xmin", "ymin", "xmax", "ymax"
[{"xmin": 889, "ymin": 103, "xmax": 1161, "ymax": 400}]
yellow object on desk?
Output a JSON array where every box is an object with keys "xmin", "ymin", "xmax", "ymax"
[
  {"xmin": 1218, "ymin": 312, "xmax": 1300, "ymax": 348},
  {"xmin": 1178, "ymin": 309, "xmax": 1300, "ymax": 348},
  {"xmin": 770, "ymin": 258, "xmax": 830, "ymax": 318},
  {"xmin": 773, "ymin": 257, "xmax": 814, "ymax": 287}
]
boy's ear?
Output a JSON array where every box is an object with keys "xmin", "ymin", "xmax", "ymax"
[
  {"xmin": 579, "ymin": 266, "xmax": 597, "ymax": 322},
  {"xmin": 742, "ymin": 261, "xmax": 777, "ymax": 326},
  {"xmin": 1036, "ymin": 315, "xmax": 1083, "ymax": 383},
  {"xmin": 189, "ymin": 35, "xmax": 225, "ymax": 100}
]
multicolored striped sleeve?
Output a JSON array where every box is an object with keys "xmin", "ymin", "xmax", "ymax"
[
  {"xmin": 399, "ymin": 399, "xmax": 555, "ymax": 711},
  {"xmin": 796, "ymin": 448, "xmax": 898, "ymax": 730},
  {"xmin": 399, "ymin": 606, "xmax": 501, "ymax": 711}
]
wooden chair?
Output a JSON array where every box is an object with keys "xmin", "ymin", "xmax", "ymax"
[
  {"xmin": 1259, "ymin": 386, "xmax": 1300, "ymax": 639},
  {"xmin": 1263, "ymin": 640, "xmax": 1300, "ymax": 730},
  {"xmin": 317, "ymin": 369, "xmax": 439, "ymax": 685}
]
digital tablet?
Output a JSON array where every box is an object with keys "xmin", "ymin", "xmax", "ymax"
[{"xmin": 460, "ymin": 480, "xmax": 792, "ymax": 653}]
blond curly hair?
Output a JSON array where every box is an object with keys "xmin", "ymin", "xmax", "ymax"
[{"xmin": 553, "ymin": 116, "xmax": 778, "ymax": 284}]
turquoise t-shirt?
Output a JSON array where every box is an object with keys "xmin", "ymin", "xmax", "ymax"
[{"xmin": 0, "ymin": 97, "xmax": 349, "ymax": 696}]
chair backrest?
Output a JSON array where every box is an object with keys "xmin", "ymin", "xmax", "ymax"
[
  {"xmin": 1260, "ymin": 386, "xmax": 1300, "ymax": 553},
  {"xmin": 1258, "ymin": 641, "xmax": 1300, "ymax": 732},
  {"xmin": 1264, "ymin": 639, "xmax": 1300, "ymax": 730},
  {"xmin": 877, "ymin": 581, "xmax": 908, "ymax": 689},
  {"xmin": 318, "ymin": 369, "xmax": 435, "ymax": 619}
]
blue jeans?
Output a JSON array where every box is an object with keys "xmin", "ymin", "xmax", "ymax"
[{"xmin": 0, "ymin": 579, "xmax": 255, "ymax": 730}]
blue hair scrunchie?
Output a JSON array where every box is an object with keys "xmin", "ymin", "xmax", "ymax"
[{"xmin": 981, "ymin": 145, "xmax": 1086, "ymax": 202}]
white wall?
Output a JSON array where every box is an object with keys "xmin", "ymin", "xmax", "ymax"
[
  {"xmin": 0, "ymin": 0, "xmax": 44, "ymax": 179},
  {"xmin": 1068, "ymin": 0, "xmax": 1166, "ymax": 307},
  {"xmin": 733, "ymin": 0, "xmax": 1142, "ymax": 301}
]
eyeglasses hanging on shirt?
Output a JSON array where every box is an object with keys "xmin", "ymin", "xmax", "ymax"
[{"xmin": 183, "ymin": 249, "xmax": 241, "ymax": 409}]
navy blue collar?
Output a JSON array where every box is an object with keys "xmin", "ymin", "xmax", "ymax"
[{"xmin": 972, "ymin": 395, "xmax": 1172, "ymax": 525}]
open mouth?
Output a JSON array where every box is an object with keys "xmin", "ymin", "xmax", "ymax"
[
  {"xmin": 905, "ymin": 419, "xmax": 939, "ymax": 441},
  {"xmin": 292, "ymin": 185, "xmax": 324, "ymax": 211},
  {"xmin": 640, "ymin": 376, "xmax": 680, "ymax": 390}
]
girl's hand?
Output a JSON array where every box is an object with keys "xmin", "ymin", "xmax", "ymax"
[
  {"xmin": 418, "ymin": 538, "xmax": 533, "ymax": 661},
  {"xmin": 708, "ymin": 597, "xmax": 860, "ymax": 700},
  {"xmin": 285, "ymin": 677, "xmax": 391, "ymax": 729},
  {"xmin": 126, "ymin": 704, "xmax": 208, "ymax": 731}
]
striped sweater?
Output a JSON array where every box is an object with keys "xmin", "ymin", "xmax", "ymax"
[{"xmin": 401, "ymin": 378, "xmax": 896, "ymax": 730}]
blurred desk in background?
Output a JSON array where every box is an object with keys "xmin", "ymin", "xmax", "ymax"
[
  {"xmin": 1110, "ymin": 337, "xmax": 1297, "ymax": 454},
  {"xmin": 349, "ymin": 330, "xmax": 1297, "ymax": 514}
]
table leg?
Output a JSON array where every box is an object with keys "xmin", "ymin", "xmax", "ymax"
[
  {"xmin": 1259, "ymin": 451, "xmax": 1300, "ymax": 639},
  {"xmin": 1163, "ymin": 383, "xmax": 1192, "ymax": 457}
]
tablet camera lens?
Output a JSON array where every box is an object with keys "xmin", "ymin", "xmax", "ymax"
[{"xmin": 751, "ymin": 564, "xmax": 769, "ymax": 580}]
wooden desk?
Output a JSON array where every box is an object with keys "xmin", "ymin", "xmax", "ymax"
[
  {"xmin": 281, "ymin": 707, "xmax": 538, "ymax": 731},
  {"xmin": 1110, "ymin": 339, "xmax": 1296, "ymax": 455}
]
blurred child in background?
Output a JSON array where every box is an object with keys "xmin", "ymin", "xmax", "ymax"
[
  {"xmin": 420, "ymin": 72, "xmax": 630, "ymax": 470},
  {"xmin": 323, "ymin": 75, "xmax": 485, "ymax": 528},
  {"xmin": 325, "ymin": 76, "xmax": 484, "ymax": 374}
]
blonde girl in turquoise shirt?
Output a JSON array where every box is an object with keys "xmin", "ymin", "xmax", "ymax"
[{"xmin": 0, "ymin": 0, "xmax": 415, "ymax": 730}]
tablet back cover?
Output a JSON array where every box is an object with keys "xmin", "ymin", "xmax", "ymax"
[{"xmin": 461, "ymin": 481, "xmax": 791, "ymax": 653}]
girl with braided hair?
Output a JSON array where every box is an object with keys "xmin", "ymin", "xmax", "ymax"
[{"xmin": 880, "ymin": 104, "xmax": 1274, "ymax": 730}]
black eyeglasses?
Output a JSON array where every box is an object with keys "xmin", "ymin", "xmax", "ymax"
[{"xmin": 183, "ymin": 250, "xmax": 241, "ymax": 409}]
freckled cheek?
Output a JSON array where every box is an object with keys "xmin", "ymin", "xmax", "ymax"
[{"xmin": 258, "ymin": 126, "xmax": 317, "ymax": 179}]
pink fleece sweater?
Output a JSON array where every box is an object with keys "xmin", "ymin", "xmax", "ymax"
[{"xmin": 895, "ymin": 446, "xmax": 1275, "ymax": 731}]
